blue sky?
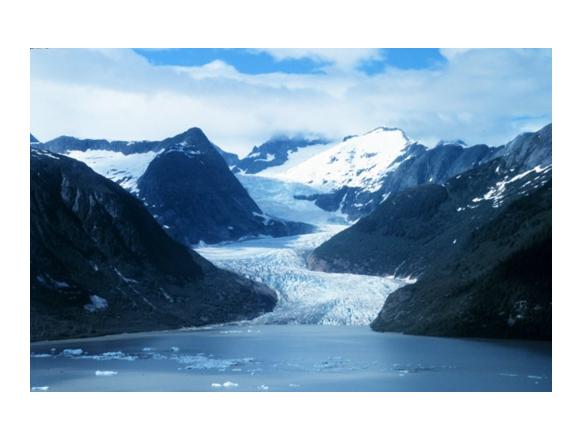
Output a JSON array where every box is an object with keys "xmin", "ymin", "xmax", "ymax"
[
  {"xmin": 30, "ymin": 48, "xmax": 551, "ymax": 156},
  {"xmin": 133, "ymin": 48, "xmax": 447, "ymax": 75}
]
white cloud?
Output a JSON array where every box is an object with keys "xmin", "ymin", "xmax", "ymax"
[
  {"xmin": 439, "ymin": 48, "xmax": 472, "ymax": 60},
  {"xmin": 253, "ymin": 48, "xmax": 383, "ymax": 70},
  {"xmin": 30, "ymin": 48, "xmax": 551, "ymax": 156}
]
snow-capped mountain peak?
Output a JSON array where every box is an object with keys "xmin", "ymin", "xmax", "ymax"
[
  {"xmin": 262, "ymin": 127, "xmax": 415, "ymax": 192},
  {"xmin": 436, "ymin": 139, "xmax": 468, "ymax": 147}
]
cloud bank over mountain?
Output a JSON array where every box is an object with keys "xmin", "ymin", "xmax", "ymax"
[{"xmin": 31, "ymin": 48, "xmax": 551, "ymax": 155}]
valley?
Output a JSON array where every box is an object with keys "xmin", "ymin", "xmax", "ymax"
[
  {"xmin": 29, "ymin": 122, "xmax": 553, "ymax": 391},
  {"xmin": 197, "ymin": 225, "xmax": 406, "ymax": 325}
]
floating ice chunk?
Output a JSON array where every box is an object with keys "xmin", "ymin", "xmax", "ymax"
[
  {"xmin": 95, "ymin": 370, "xmax": 118, "ymax": 376},
  {"xmin": 31, "ymin": 353, "xmax": 53, "ymax": 358},
  {"xmin": 80, "ymin": 351, "xmax": 137, "ymax": 361},
  {"xmin": 170, "ymin": 346, "xmax": 180, "ymax": 353},
  {"xmin": 257, "ymin": 384, "xmax": 269, "ymax": 391},
  {"xmin": 180, "ymin": 355, "xmax": 256, "ymax": 370},
  {"xmin": 211, "ymin": 381, "xmax": 239, "ymax": 388},
  {"xmin": 62, "ymin": 349, "xmax": 83, "ymax": 356},
  {"xmin": 31, "ymin": 386, "xmax": 49, "ymax": 391}
]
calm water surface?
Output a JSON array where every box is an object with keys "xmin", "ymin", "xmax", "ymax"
[{"xmin": 30, "ymin": 325, "xmax": 551, "ymax": 392}]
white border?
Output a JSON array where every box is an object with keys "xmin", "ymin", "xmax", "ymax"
[{"xmin": 1, "ymin": 1, "xmax": 574, "ymax": 431}]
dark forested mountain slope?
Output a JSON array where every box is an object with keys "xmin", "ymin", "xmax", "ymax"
[
  {"xmin": 371, "ymin": 182, "xmax": 551, "ymax": 339},
  {"xmin": 308, "ymin": 124, "xmax": 552, "ymax": 339},
  {"xmin": 309, "ymin": 160, "xmax": 551, "ymax": 279},
  {"xmin": 309, "ymin": 124, "xmax": 551, "ymax": 277},
  {"xmin": 30, "ymin": 148, "xmax": 277, "ymax": 341}
]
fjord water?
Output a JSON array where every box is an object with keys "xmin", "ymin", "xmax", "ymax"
[
  {"xmin": 30, "ymin": 325, "xmax": 551, "ymax": 391},
  {"xmin": 30, "ymin": 229, "xmax": 551, "ymax": 391}
]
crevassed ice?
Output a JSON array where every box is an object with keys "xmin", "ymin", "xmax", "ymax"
[{"xmin": 197, "ymin": 226, "xmax": 406, "ymax": 325}]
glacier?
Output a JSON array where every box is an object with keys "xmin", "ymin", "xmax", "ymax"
[
  {"xmin": 197, "ymin": 225, "xmax": 406, "ymax": 325},
  {"xmin": 237, "ymin": 174, "xmax": 348, "ymax": 226}
]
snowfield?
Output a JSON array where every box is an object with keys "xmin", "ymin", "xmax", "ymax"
[
  {"xmin": 197, "ymin": 226, "xmax": 406, "ymax": 325},
  {"xmin": 66, "ymin": 149, "xmax": 158, "ymax": 193},
  {"xmin": 255, "ymin": 127, "xmax": 415, "ymax": 193}
]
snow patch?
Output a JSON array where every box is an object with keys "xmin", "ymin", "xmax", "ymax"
[
  {"xmin": 95, "ymin": 370, "xmax": 118, "ymax": 376},
  {"xmin": 84, "ymin": 295, "xmax": 108, "ymax": 312},
  {"xmin": 66, "ymin": 149, "xmax": 158, "ymax": 193},
  {"xmin": 472, "ymin": 164, "xmax": 551, "ymax": 208},
  {"xmin": 212, "ymin": 381, "xmax": 239, "ymax": 388}
]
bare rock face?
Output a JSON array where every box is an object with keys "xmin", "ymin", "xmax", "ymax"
[
  {"xmin": 30, "ymin": 148, "xmax": 277, "ymax": 341},
  {"xmin": 234, "ymin": 134, "xmax": 329, "ymax": 174}
]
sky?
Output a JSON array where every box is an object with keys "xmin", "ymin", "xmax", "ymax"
[{"xmin": 30, "ymin": 48, "xmax": 551, "ymax": 156}]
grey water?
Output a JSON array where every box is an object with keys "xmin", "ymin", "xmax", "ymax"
[{"xmin": 30, "ymin": 324, "xmax": 551, "ymax": 391}]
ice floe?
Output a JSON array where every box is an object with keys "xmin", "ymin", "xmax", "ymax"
[
  {"xmin": 211, "ymin": 381, "xmax": 239, "ymax": 388},
  {"xmin": 95, "ymin": 370, "xmax": 118, "ymax": 376}
]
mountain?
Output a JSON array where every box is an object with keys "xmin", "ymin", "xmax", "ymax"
[
  {"xmin": 234, "ymin": 134, "xmax": 329, "ymax": 174},
  {"xmin": 34, "ymin": 128, "xmax": 313, "ymax": 245},
  {"xmin": 214, "ymin": 145, "xmax": 240, "ymax": 167},
  {"xmin": 309, "ymin": 124, "xmax": 551, "ymax": 277},
  {"xmin": 371, "ymin": 182, "xmax": 551, "ymax": 339},
  {"xmin": 30, "ymin": 134, "xmax": 40, "ymax": 144},
  {"xmin": 308, "ymin": 124, "xmax": 552, "ymax": 339},
  {"xmin": 436, "ymin": 139, "xmax": 468, "ymax": 147},
  {"xmin": 243, "ymin": 127, "xmax": 499, "ymax": 220},
  {"xmin": 494, "ymin": 123, "xmax": 552, "ymax": 170},
  {"xmin": 137, "ymin": 128, "xmax": 314, "ymax": 246},
  {"xmin": 265, "ymin": 128, "xmax": 414, "ymax": 191},
  {"xmin": 30, "ymin": 148, "xmax": 277, "ymax": 341},
  {"xmin": 35, "ymin": 133, "xmax": 239, "ymax": 192}
]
